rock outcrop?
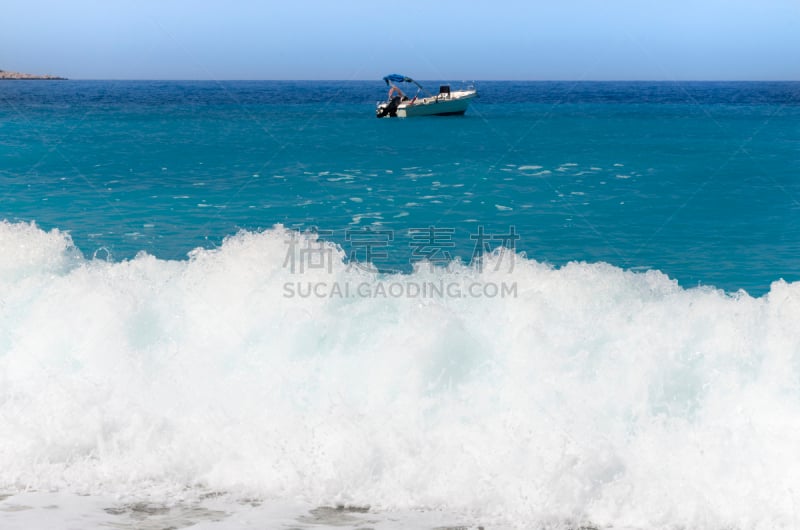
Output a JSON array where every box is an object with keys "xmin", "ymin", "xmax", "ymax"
[{"xmin": 0, "ymin": 69, "xmax": 67, "ymax": 80}]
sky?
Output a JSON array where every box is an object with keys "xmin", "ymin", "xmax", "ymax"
[{"xmin": 2, "ymin": 0, "xmax": 799, "ymax": 80}]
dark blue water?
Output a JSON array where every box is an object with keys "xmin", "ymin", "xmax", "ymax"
[{"xmin": 2, "ymin": 80, "xmax": 799, "ymax": 294}]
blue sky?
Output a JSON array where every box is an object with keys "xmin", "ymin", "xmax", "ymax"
[{"xmin": 2, "ymin": 0, "xmax": 799, "ymax": 80}]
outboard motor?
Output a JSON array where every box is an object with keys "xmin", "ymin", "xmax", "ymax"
[{"xmin": 376, "ymin": 95, "xmax": 402, "ymax": 118}]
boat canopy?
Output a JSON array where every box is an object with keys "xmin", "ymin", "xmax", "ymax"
[
  {"xmin": 383, "ymin": 74, "xmax": 424, "ymax": 90},
  {"xmin": 383, "ymin": 74, "xmax": 414, "ymax": 84}
]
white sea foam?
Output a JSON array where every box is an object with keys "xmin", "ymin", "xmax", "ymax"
[{"xmin": 1, "ymin": 221, "xmax": 799, "ymax": 529}]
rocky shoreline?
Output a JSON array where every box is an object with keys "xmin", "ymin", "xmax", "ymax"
[{"xmin": 0, "ymin": 69, "xmax": 66, "ymax": 80}]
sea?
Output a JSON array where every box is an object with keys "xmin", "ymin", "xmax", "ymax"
[{"xmin": 1, "ymin": 80, "xmax": 799, "ymax": 529}]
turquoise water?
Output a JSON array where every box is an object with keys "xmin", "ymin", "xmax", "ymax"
[
  {"xmin": 3, "ymin": 81, "xmax": 799, "ymax": 293},
  {"xmin": 2, "ymin": 81, "xmax": 800, "ymax": 529}
]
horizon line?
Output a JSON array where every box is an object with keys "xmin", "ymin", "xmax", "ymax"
[{"xmin": 23, "ymin": 78, "xmax": 800, "ymax": 83}]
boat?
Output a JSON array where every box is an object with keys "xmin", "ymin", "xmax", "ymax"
[{"xmin": 376, "ymin": 74, "xmax": 477, "ymax": 118}]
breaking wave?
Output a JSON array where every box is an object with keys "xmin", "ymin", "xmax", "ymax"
[{"xmin": 1, "ymin": 220, "xmax": 799, "ymax": 529}]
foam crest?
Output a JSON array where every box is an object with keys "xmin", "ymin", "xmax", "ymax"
[
  {"xmin": 0, "ymin": 221, "xmax": 82, "ymax": 282},
  {"xmin": 1, "ymin": 221, "xmax": 799, "ymax": 529}
]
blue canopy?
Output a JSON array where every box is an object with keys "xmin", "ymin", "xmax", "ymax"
[{"xmin": 383, "ymin": 74, "xmax": 414, "ymax": 84}]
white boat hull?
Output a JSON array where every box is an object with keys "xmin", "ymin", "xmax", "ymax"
[
  {"xmin": 377, "ymin": 88, "xmax": 477, "ymax": 118},
  {"xmin": 397, "ymin": 90, "xmax": 477, "ymax": 117}
]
